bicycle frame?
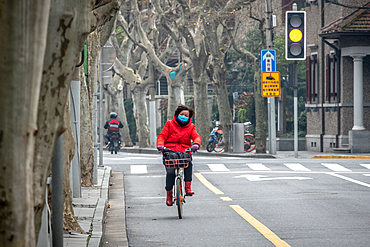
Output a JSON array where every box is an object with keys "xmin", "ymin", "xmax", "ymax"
[{"xmin": 161, "ymin": 147, "xmax": 192, "ymax": 219}]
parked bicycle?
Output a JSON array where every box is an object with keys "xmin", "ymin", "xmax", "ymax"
[
  {"xmin": 244, "ymin": 122, "xmax": 256, "ymax": 152},
  {"xmin": 161, "ymin": 148, "xmax": 193, "ymax": 219},
  {"xmin": 206, "ymin": 122, "xmax": 224, "ymax": 153}
]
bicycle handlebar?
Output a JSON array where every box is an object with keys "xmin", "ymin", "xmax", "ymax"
[{"xmin": 161, "ymin": 147, "xmax": 193, "ymax": 153}]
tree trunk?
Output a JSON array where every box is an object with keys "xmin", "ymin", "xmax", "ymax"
[
  {"xmin": 193, "ymin": 75, "xmax": 211, "ymax": 149},
  {"xmin": 132, "ymin": 86, "xmax": 150, "ymax": 147},
  {"xmin": 33, "ymin": 0, "xmax": 94, "ymax": 238},
  {"xmin": 167, "ymin": 83, "xmax": 182, "ymax": 121},
  {"xmin": 253, "ymin": 59, "xmax": 267, "ymax": 153},
  {"xmin": 0, "ymin": 1, "xmax": 51, "ymax": 246},
  {"xmin": 106, "ymin": 74, "xmax": 133, "ymax": 146},
  {"xmin": 80, "ymin": 68, "xmax": 94, "ymax": 187},
  {"xmin": 62, "ymin": 97, "xmax": 84, "ymax": 232},
  {"xmin": 213, "ymin": 79, "xmax": 233, "ymax": 152}
]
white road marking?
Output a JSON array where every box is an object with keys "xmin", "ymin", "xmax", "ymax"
[
  {"xmin": 248, "ymin": 163, "xmax": 271, "ymax": 171},
  {"xmin": 130, "ymin": 165, "xmax": 148, "ymax": 174},
  {"xmin": 327, "ymin": 173, "xmax": 370, "ymax": 188},
  {"xmin": 234, "ymin": 174, "xmax": 312, "ymax": 181},
  {"xmin": 360, "ymin": 164, "xmax": 370, "ymax": 170},
  {"xmin": 207, "ymin": 164, "xmax": 230, "ymax": 172},
  {"xmin": 193, "ymin": 157, "xmax": 223, "ymax": 160},
  {"xmin": 321, "ymin": 163, "xmax": 351, "ymax": 172},
  {"xmin": 284, "ymin": 163, "xmax": 311, "ymax": 172},
  {"xmin": 105, "ymin": 157, "xmax": 157, "ymax": 160}
]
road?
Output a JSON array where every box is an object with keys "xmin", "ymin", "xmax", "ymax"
[{"xmin": 104, "ymin": 152, "xmax": 370, "ymax": 247}]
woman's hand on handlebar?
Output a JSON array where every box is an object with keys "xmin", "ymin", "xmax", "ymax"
[
  {"xmin": 157, "ymin": 145, "xmax": 164, "ymax": 151},
  {"xmin": 191, "ymin": 144, "xmax": 199, "ymax": 152}
]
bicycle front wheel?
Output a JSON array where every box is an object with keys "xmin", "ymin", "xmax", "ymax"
[
  {"xmin": 244, "ymin": 135, "xmax": 256, "ymax": 152},
  {"xmin": 175, "ymin": 177, "xmax": 183, "ymax": 219},
  {"xmin": 214, "ymin": 136, "xmax": 224, "ymax": 152},
  {"xmin": 206, "ymin": 141, "xmax": 215, "ymax": 152}
]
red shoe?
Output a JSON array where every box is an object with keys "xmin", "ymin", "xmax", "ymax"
[
  {"xmin": 185, "ymin": 182, "xmax": 194, "ymax": 196},
  {"xmin": 166, "ymin": 190, "xmax": 173, "ymax": 206}
]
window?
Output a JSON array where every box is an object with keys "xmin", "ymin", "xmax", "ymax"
[
  {"xmin": 306, "ymin": 54, "xmax": 318, "ymax": 103},
  {"xmin": 329, "ymin": 53, "xmax": 338, "ymax": 103}
]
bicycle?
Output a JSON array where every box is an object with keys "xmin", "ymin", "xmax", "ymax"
[
  {"xmin": 162, "ymin": 148, "xmax": 192, "ymax": 219},
  {"xmin": 243, "ymin": 122, "xmax": 256, "ymax": 152}
]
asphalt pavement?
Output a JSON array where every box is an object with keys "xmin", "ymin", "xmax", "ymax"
[{"xmin": 65, "ymin": 148, "xmax": 370, "ymax": 247}]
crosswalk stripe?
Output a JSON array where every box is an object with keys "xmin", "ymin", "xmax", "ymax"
[
  {"xmin": 248, "ymin": 163, "xmax": 271, "ymax": 171},
  {"xmin": 284, "ymin": 163, "xmax": 311, "ymax": 171},
  {"xmin": 360, "ymin": 164, "xmax": 370, "ymax": 170},
  {"xmin": 207, "ymin": 164, "xmax": 230, "ymax": 172},
  {"xmin": 130, "ymin": 165, "xmax": 148, "ymax": 174},
  {"xmin": 321, "ymin": 163, "xmax": 352, "ymax": 172}
]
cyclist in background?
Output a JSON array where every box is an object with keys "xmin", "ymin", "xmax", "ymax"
[
  {"xmin": 104, "ymin": 112, "xmax": 124, "ymax": 147},
  {"xmin": 157, "ymin": 104, "xmax": 201, "ymax": 206}
]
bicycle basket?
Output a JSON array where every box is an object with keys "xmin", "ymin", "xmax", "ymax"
[
  {"xmin": 163, "ymin": 150, "xmax": 191, "ymax": 169},
  {"xmin": 164, "ymin": 158, "xmax": 190, "ymax": 169}
]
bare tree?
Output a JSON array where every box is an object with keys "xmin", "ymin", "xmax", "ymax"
[
  {"xmin": 33, "ymin": 0, "xmax": 119, "ymax": 240},
  {"xmin": 153, "ymin": 0, "xmax": 256, "ymax": 151},
  {"xmin": 227, "ymin": 7, "xmax": 267, "ymax": 153},
  {"xmin": 105, "ymin": 73, "xmax": 133, "ymax": 146},
  {"xmin": 153, "ymin": 0, "xmax": 211, "ymax": 148},
  {"xmin": 113, "ymin": 1, "xmax": 189, "ymax": 146}
]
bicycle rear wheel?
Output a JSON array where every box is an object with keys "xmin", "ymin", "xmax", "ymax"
[
  {"xmin": 244, "ymin": 136, "xmax": 256, "ymax": 152},
  {"xmin": 214, "ymin": 136, "xmax": 224, "ymax": 152},
  {"xmin": 175, "ymin": 177, "xmax": 183, "ymax": 219}
]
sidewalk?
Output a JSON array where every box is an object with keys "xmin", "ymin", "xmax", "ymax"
[{"xmin": 63, "ymin": 166, "xmax": 112, "ymax": 247}]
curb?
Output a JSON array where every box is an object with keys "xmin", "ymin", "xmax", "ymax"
[
  {"xmin": 87, "ymin": 166, "xmax": 111, "ymax": 247},
  {"xmin": 311, "ymin": 155, "xmax": 370, "ymax": 159}
]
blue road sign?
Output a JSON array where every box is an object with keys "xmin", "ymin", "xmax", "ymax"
[{"xmin": 261, "ymin": 49, "xmax": 276, "ymax": 72}]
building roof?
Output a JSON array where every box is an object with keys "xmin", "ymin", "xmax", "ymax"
[{"xmin": 320, "ymin": 2, "xmax": 370, "ymax": 38}]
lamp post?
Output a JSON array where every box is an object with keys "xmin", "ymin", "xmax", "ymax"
[{"xmin": 231, "ymin": 69, "xmax": 239, "ymax": 122}]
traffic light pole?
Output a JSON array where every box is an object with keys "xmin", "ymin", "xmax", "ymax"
[
  {"xmin": 265, "ymin": 0, "xmax": 276, "ymax": 154},
  {"xmin": 293, "ymin": 61, "xmax": 298, "ymax": 158}
]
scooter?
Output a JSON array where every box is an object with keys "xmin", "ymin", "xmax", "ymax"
[
  {"xmin": 206, "ymin": 122, "xmax": 224, "ymax": 152},
  {"xmin": 107, "ymin": 132, "xmax": 121, "ymax": 154}
]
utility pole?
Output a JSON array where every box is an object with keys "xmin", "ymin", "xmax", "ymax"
[
  {"xmin": 265, "ymin": 0, "xmax": 276, "ymax": 154},
  {"xmin": 148, "ymin": 2, "xmax": 157, "ymax": 148},
  {"xmin": 70, "ymin": 67, "xmax": 81, "ymax": 198},
  {"xmin": 99, "ymin": 47, "xmax": 104, "ymax": 168},
  {"xmin": 93, "ymin": 57, "xmax": 98, "ymax": 183}
]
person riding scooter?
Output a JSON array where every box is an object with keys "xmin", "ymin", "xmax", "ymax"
[{"xmin": 104, "ymin": 112, "xmax": 124, "ymax": 147}]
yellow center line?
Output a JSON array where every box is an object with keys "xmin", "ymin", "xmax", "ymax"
[
  {"xmin": 194, "ymin": 172, "xmax": 224, "ymax": 194},
  {"xmin": 230, "ymin": 205, "xmax": 291, "ymax": 247}
]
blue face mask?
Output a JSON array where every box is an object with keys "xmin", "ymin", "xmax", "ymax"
[{"xmin": 178, "ymin": 115, "xmax": 189, "ymax": 122}]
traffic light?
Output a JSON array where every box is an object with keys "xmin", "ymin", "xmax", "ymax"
[{"xmin": 285, "ymin": 11, "xmax": 306, "ymax": 60}]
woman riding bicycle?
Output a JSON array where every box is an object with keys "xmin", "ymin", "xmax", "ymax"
[{"xmin": 157, "ymin": 104, "xmax": 202, "ymax": 206}]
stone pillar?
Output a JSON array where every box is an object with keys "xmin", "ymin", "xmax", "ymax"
[{"xmin": 351, "ymin": 55, "xmax": 366, "ymax": 130}]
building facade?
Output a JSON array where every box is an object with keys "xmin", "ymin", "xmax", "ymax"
[{"xmin": 305, "ymin": 0, "xmax": 370, "ymax": 152}]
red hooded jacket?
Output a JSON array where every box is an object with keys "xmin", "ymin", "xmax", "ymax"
[{"xmin": 157, "ymin": 116, "xmax": 201, "ymax": 154}]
